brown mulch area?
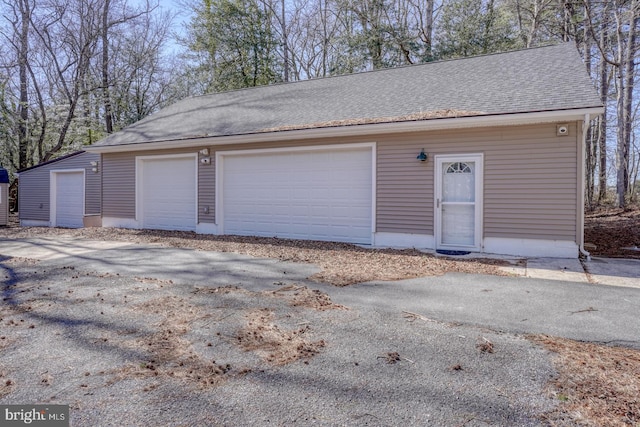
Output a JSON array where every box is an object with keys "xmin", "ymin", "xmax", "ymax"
[
  {"xmin": 532, "ymin": 335, "xmax": 640, "ymax": 427},
  {"xmin": 584, "ymin": 207, "xmax": 640, "ymax": 259}
]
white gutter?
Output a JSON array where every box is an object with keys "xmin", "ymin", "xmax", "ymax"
[{"xmin": 85, "ymin": 107, "xmax": 604, "ymax": 154}]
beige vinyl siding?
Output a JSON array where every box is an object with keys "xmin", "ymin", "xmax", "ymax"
[
  {"xmin": 101, "ymin": 121, "xmax": 579, "ymax": 243},
  {"xmin": 84, "ymin": 153, "xmax": 102, "ymax": 215},
  {"xmin": 102, "ymin": 147, "xmax": 216, "ymax": 223},
  {"xmin": 102, "ymin": 140, "xmax": 372, "ymax": 223},
  {"xmin": 376, "ymin": 123, "xmax": 579, "ymax": 241},
  {"xmin": 19, "ymin": 152, "xmax": 101, "ymax": 221},
  {"xmin": 198, "ymin": 152, "xmax": 215, "ymax": 223},
  {"xmin": 102, "ymin": 152, "xmax": 136, "ymax": 218},
  {"xmin": 19, "ymin": 166, "xmax": 49, "ymax": 221}
]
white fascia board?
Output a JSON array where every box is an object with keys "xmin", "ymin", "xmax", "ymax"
[{"xmin": 85, "ymin": 107, "xmax": 604, "ymax": 154}]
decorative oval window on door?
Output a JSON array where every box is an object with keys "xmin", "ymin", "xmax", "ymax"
[{"xmin": 446, "ymin": 162, "xmax": 472, "ymax": 174}]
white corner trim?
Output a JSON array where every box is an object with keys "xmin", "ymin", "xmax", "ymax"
[
  {"xmin": 373, "ymin": 232, "xmax": 435, "ymax": 250},
  {"xmin": 196, "ymin": 222, "xmax": 219, "ymax": 235},
  {"xmin": 102, "ymin": 216, "xmax": 141, "ymax": 229},
  {"xmin": 20, "ymin": 219, "xmax": 51, "ymax": 227},
  {"xmin": 483, "ymin": 237, "xmax": 578, "ymax": 258}
]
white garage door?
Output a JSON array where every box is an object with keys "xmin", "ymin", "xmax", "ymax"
[
  {"xmin": 139, "ymin": 156, "xmax": 196, "ymax": 231},
  {"xmin": 54, "ymin": 171, "xmax": 84, "ymax": 228},
  {"xmin": 222, "ymin": 146, "xmax": 373, "ymax": 244}
]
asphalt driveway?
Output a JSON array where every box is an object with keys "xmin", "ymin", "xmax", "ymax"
[{"xmin": 1, "ymin": 236, "xmax": 639, "ymax": 426}]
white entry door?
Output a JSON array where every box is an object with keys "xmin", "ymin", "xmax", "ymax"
[{"xmin": 435, "ymin": 154, "xmax": 483, "ymax": 251}]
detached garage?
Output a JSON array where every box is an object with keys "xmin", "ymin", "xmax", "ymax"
[
  {"xmin": 18, "ymin": 151, "xmax": 101, "ymax": 228},
  {"xmin": 87, "ymin": 43, "xmax": 603, "ymax": 258}
]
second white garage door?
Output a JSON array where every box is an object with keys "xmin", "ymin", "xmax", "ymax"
[
  {"xmin": 220, "ymin": 145, "xmax": 373, "ymax": 244},
  {"xmin": 138, "ymin": 155, "xmax": 197, "ymax": 231}
]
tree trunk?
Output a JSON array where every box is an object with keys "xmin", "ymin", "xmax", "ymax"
[
  {"xmin": 281, "ymin": 0, "xmax": 289, "ymax": 82},
  {"xmin": 18, "ymin": 0, "xmax": 30, "ymax": 170},
  {"xmin": 582, "ymin": 5, "xmax": 595, "ymax": 209},
  {"xmin": 597, "ymin": 9, "xmax": 609, "ymax": 204},
  {"xmin": 616, "ymin": 3, "xmax": 639, "ymax": 208},
  {"xmin": 423, "ymin": 0, "xmax": 434, "ymax": 59},
  {"xmin": 102, "ymin": 0, "xmax": 114, "ymax": 134}
]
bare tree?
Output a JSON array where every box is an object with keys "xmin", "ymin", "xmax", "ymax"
[
  {"xmin": 583, "ymin": 0, "xmax": 640, "ymax": 208},
  {"xmin": 0, "ymin": 0, "xmax": 32, "ymax": 170}
]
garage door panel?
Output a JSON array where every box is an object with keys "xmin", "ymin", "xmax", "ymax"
[
  {"xmin": 140, "ymin": 157, "xmax": 196, "ymax": 231},
  {"xmin": 55, "ymin": 171, "xmax": 84, "ymax": 228},
  {"xmin": 222, "ymin": 147, "xmax": 372, "ymax": 244}
]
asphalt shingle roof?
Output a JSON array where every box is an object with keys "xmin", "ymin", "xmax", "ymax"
[{"xmin": 93, "ymin": 43, "xmax": 602, "ymax": 148}]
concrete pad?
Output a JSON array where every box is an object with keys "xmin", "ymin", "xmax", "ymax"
[
  {"xmin": 584, "ymin": 257, "xmax": 640, "ymax": 289},
  {"xmin": 525, "ymin": 258, "xmax": 589, "ymax": 283}
]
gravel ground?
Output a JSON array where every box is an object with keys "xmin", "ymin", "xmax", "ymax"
[{"xmin": 0, "ymin": 243, "xmax": 557, "ymax": 426}]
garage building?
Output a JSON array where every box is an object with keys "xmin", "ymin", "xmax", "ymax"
[{"xmin": 18, "ymin": 151, "xmax": 101, "ymax": 228}]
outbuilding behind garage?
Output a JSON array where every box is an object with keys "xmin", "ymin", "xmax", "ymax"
[{"xmin": 18, "ymin": 151, "xmax": 101, "ymax": 228}]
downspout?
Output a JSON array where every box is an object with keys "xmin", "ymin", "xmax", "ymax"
[{"xmin": 579, "ymin": 114, "xmax": 591, "ymax": 261}]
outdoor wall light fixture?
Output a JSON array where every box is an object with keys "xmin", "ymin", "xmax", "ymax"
[
  {"xmin": 199, "ymin": 148, "xmax": 210, "ymax": 156},
  {"xmin": 90, "ymin": 160, "xmax": 99, "ymax": 173},
  {"xmin": 417, "ymin": 149, "xmax": 428, "ymax": 162}
]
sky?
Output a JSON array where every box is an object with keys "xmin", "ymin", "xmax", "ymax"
[{"xmin": 150, "ymin": 0, "xmax": 193, "ymax": 54}]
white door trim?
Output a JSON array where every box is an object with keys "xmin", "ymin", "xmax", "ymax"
[
  {"xmin": 215, "ymin": 143, "xmax": 376, "ymax": 239},
  {"xmin": 135, "ymin": 153, "xmax": 198, "ymax": 229},
  {"xmin": 50, "ymin": 169, "xmax": 86, "ymax": 227},
  {"xmin": 434, "ymin": 153, "xmax": 483, "ymax": 251}
]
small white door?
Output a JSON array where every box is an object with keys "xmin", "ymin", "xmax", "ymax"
[
  {"xmin": 435, "ymin": 154, "xmax": 483, "ymax": 251},
  {"xmin": 54, "ymin": 171, "xmax": 85, "ymax": 228}
]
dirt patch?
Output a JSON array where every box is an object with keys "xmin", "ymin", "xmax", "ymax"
[
  {"xmin": 0, "ymin": 377, "xmax": 13, "ymax": 399},
  {"xmin": 194, "ymin": 284, "xmax": 347, "ymax": 311},
  {"xmin": 585, "ymin": 207, "xmax": 640, "ymax": 259},
  {"xmin": 532, "ymin": 335, "xmax": 640, "ymax": 426},
  {"xmin": 0, "ymin": 256, "xmax": 40, "ymax": 266},
  {"xmin": 266, "ymin": 284, "xmax": 348, "ymax": 311},
  {"xmin": 134, "ymin": 276, "xmax": 174, "ymax": 286},
  {"xmin": 235, "ymin": 309, "xmax": 325, "ymax": 365},
  {"xmin": 111, "ymin": 296, "xmax": 230, "ymax": 388},
  {"xmin": 191, "ymin": 284, "xmax": 341, "ymax": 368}
]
